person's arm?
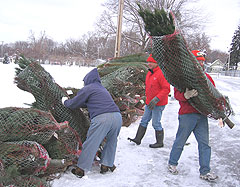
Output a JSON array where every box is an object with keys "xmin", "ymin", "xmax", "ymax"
[
  {"xmin": 148, "ymin": 75, "xmax": 170, "ymax": 110},
  {"xmin": 206, "ymin": 73, "xmax": 215, "ymax": 87},
  {"xmin": 63, "ymin": 88, "xmax": 88, "ymax": 109},
  {"xmin": 155, "ymin": 75, "xmax": 170, "ymax": 100}
]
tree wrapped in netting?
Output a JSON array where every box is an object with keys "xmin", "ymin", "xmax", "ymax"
[
  {"xmin": 14, "ymin": 56, "xmax": 90, "ymax": 141},
  {"xmin": 0, "ymin": 107, "xmax": 68, "ymax": 145},
  {"xmin": 0, "ymin": 156, "xmax": 72, "ymax": 187},
  {"xmin": 0, "ymin": 106, "xmax": 82, "ymax": 159},
  {"xmin": 101, "ymin": 64, "xmax": 147, "ymax": 97},
  {"xmin": 0, "ymin": 106, "xmax": 79, "ymax": 186},
  {"xmin": 0, "ymin": 166, "xmax": 50, "ymax": 187},
  {"xmin": 138, "ymin": 4, "xmax": 235, "ymax": 128},
  {"xmin": 0, "ymin": 141, "xmax": 50, "ymax": 176},
  {"xmin": 99, "ymin": 61, "xmax": 148, "ymax": 126},
  {"xmin": 43, "ymin": 126, "xmax": 82, "ymax": 160}
]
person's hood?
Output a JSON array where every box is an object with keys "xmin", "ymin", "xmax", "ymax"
[{"xmin": 83, "ymin": 68, "xmax": 101, "ymax": 86}]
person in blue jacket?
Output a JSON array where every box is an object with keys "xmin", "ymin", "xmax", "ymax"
[{"xmin": 62, "ymin": 68, "xmax": 122, "ymax": 178}]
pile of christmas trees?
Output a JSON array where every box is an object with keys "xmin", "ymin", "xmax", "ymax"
[
  {"xmin": 0, "ymin": 56, "xmax": 90, "ymax": 186},
  {"xmin": 0, "ymin": 53, "xmax": 149, "ymax": 186}
]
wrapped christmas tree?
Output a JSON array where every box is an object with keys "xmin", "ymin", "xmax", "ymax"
[
  {"xmin": 137, "ymin": 4, "xmax": 234, "ymax": 128},
  {"xmin": 14, "ymin": 56, "xmax": 90, "ymax": 141},
  {"xmin": 0, "ymin": 107, "xmax": 67, "ymax": 145},
  {"xmin": 0, "ymin": 141, "xmax": 50, "ymax": 176},
  {"xmin": 43, "ymin": 125, "xmax": 82, "ymax": 160},
  {"xmin": 0, "ymin": 166, "xmax": 50, "ymax": 187},
  {"xmin": 0, "ymin": 106, "xmax": 79, "ymax": 186}
]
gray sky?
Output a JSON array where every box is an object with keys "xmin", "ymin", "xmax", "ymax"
[
  {"xmin": 198, "ymin": 0, "xmax": 240, "ymax": 52},
  {"xmin": 0, "ymin": 0, "xmax": 104, "ymax": 43},
  {"xmin": 0, "ymin": 0, "xmax": 240, "ymax": 52}
]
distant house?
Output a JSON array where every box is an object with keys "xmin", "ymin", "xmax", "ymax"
[{"xmin": 209, "ymin": 59, "xmax": 225, "ymax": 73}]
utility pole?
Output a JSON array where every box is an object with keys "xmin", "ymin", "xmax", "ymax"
[
  {"xmin": 114, "ymin": 0, "xmax": 124, "ymax": 58},
  {"xmin": 228, "ymin": 52, "xmax": 230, "ymax": 70}
]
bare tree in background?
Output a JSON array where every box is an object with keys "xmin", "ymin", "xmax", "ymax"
[
  {"xmin": 187, "ymin": 32, "xmax": 211, "ymax": 52},
  {"xmin": 207, "ymin": 50, "xmax": 228, "ymax": 64},
  {"xmin": 186, "ymin": 33, "xmax": 228, "ymax": 63},
  {"xmin": 65, "ymin": 39, "xmax": 84, "ymax": 56},
  {"xmin": 95, "ymin": 0, "xmax": 206, "ymax": 56},
  {"xmin": 28, "ymin": 31, "xmax": 56, "ymax": 62}
]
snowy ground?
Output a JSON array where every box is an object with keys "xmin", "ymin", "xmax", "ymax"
[{"xmin": 1, "ymin": 63, "xmax": 239, "ymax": 187}]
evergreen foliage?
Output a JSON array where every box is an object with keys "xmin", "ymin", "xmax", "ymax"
[
  {"xmin": 0, "ymin": 165, "xmax": 21, "ymax": 183},
  {"xmin": 108, "ymin": 53, "xmax": 148, "ymax": 63},
  {"xmin": 0, "ymin": 107, "xmax": 59, "ymax": 144},
  {"xmin": 15, "ymin": 55, "xmax": 32, "ymax": 76},
  {"xmin": 229, "ymin": 25, "xmax": 240, "ymax": 69},
  {"xmin": 137, "ymin": 3, "xmax": 175, "ymax": 36}
]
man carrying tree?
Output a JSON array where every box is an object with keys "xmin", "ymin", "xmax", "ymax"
[
  {"xmin": 128, "ymin": 54, "xmax": 170, "ymax": 148},
  {"xmin": 168, "ymin": 50, "xmax": 218, "ymax": 182}
]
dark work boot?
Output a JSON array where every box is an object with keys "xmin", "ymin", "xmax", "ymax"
[
  {"xmin": 100, "ymin": 164, "xmax": 116, "ymax": 174},
  {"xmin": 127, "ymin": 125, "xmax": 146, "ymax": 145},
  {"xmin": 71, "ymin": 167, "xmax": 85, "ymax": 178},
  {"xmin": 149, "ymin": 130, "xmax": 164, "ymax": 148}
]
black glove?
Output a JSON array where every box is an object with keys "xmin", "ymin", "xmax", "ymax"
[{"xmin": 148, "ymin": 96, "xmax": 160, "ymax": 110}]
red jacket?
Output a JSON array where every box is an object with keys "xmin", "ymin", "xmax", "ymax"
[
  {"xmin": 174, "ymin": 73, "xmax": 215, "ymax": 115},
  {"xmin": 145, "ymin": 66, "xmax": 170, "ymax": 106}
]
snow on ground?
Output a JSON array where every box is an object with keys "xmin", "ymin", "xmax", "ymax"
[{"xmin": 1, "ymin": 63, "xmax": 239, "ymax": 187}]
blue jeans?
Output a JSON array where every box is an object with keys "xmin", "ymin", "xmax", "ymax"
[
  {"xmin": 168, "ymin": 113, "xmax": 211, "ymax": 175},
  {"xmin": 140, "ymin": 105, "xmax": 166, "ymax": 131},
  {"xmin": 77, "ymin": 112, "xmax": 122, "ymax": 171}
]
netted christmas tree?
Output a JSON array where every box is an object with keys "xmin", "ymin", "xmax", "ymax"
[
  {"xmin": 0, "ymin": 55, "xmax": 94, "ymax": 186},
  {"xmin": 0, "ymin": 107, "xmax": 67, "ymax": 144},
  {"xmin": 0, "ymin": 141, "xmax": 50, "ymax": 176},
  {"xmin": 14, "ymin": 56, "xmax": 90, "ymax": 141},
  {"xmin": 43, "ymin": 125, "xmax": 82, "ymax": 160},
  {"xmin": 137, "ymin": 4, "xmax": 235, "ymax": 128},
  {"xmin": 0, "ymin": 106, "xmax": 80, "ymax": 186},
  {"xmin": 0, "ymin": 171, "xmax": 50, "ymax": 187}
]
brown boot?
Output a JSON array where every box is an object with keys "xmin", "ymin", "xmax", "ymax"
[
  {"xmin": 71, "ymin": 167, "xmax": 84, "ymax": 178},
  {"xmin": 100, "ymin": 164, "xmax": 116, "ymax": 174}
]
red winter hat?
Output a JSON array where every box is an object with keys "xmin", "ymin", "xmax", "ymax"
[
  {"xmin": 146, "ymin": 54, "xmax": 157, "ymax": 63},
  {"xmin": 191, "ymin": 50, "xmax": 205, "ymax": 61}
]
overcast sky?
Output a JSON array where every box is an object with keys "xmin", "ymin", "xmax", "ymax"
[
  {"xmin": 198, "ymin": 0, "xmax": 240, "ymax": 52},
  {"xmin": 0, "ymin": 0, "xmax": 240, "ymax": 52},
  {"xmin": 0, "ymin": 0, "xmax": 104, "ymax": 43}
]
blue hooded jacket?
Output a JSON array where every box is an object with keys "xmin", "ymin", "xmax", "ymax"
[{"xmin": 64, "ymin": 68, "xmax": 120, "ymax": 119}]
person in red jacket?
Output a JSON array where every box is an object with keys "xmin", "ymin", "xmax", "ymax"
[
  {"xmin": 168, "ymin": 50, "xmax": 218, "ymax": 182},
  {"xmin": 128, "ymin": 54, "xmax": 170, "ymax": 148}
]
